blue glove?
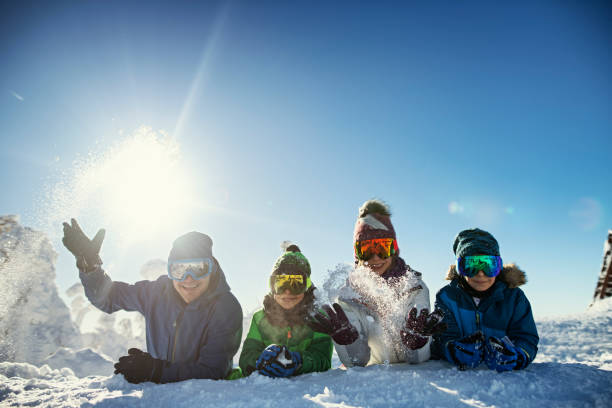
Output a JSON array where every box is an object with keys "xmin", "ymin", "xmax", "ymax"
[
  {"xmin": 255, "ymin": 345, "xmax": 302, "ymax": 378},
  {"xmin": 445, "ymin": 331, "xmax": 485, "ymax": 370},
  {"xmin": 485, "ymin": 336, "xmax": 528, "ymax": 372}
]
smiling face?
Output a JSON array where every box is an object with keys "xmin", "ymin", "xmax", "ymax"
[
  {"xmin": 172, "ymin": 274, "xmax": 211, "ymax": 303},
  {"xmin": 358, "ymin": 253, "xmax": 393, "ymax": 276},
  {"xmin": 464, "ymin": 270, "xmax": 496, "ymax": 292},
  {"xmin": 273, "ymin": 289, "xmax": 305, "ymax": 310}
]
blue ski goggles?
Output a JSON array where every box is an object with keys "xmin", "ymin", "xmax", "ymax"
[
  {"xmin": 456, "ymin": 255, "xmax": 502, "ymax": 278},
  {"xmin": 167, "ymin": 258, "xmax": 214, "ymax": 282}
]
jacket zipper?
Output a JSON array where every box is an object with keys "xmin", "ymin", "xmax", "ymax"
[{"xmin": 171, "ymin": 310, "xmax": 185, "ymax": 363}]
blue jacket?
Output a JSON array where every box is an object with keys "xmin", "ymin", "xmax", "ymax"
[
  {"xmin": 80, "ymin": 261, "xmax": 243, "ymax": 382},
  {"xmin": 432, "ymin": 264, "xmax": 538, "ymax": 366}
]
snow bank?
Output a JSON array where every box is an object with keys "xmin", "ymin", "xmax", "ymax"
[
  {"xmin": 42, "ymin": 348, "xmax": 114, "ymax": 378},
  {"xmin": 0, "ymin": 297, "xmax": 610, "ymax": 407},
  {"xmin": 0, "ymin": 215, "xmax": 80, "ymax": 365}
]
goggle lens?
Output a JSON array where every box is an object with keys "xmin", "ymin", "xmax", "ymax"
[
  {"xmin": 271, "ymin": 274, "xmax": 310, "ymax": 295},
  {"xmin": 354, "ymin": 238, "xmax": 397, "ymax": 261},
  {"xmin": 456, "ymin": 255, "xmax": 502, "ymax": 278},
  {"xmin": 167, "ymin": 258, "xmax": 213, "ymax": 282}
]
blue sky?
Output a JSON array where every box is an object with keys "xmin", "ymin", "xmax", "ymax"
[{"xmin": 1, "ymin": 0, "xmax": 610, "ymax": 317}]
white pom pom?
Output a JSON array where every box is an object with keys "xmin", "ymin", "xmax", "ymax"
[{"xmin": 280, "ymin": 241, "xmax": 293, "ymax": 252}]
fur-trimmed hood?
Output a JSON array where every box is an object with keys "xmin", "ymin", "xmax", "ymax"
[{"xmin": 445, "ymin": 263, "xmax": 527, "ymax": 288}]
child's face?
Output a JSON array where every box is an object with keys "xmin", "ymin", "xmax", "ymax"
[
  {"xmin": 464, "ymin": 270, "xmax": 496, "ymax": 292},
  {"xmin": 172, "ymin": 274, "xmax": 211, "ymax": 303},
  {"xmin": 358, "ymin": 254, "xmax": 392, "ymax": 276},
  {"xmin": 274, "ymin": 290, "xmax": 305, "ymax": 310}
]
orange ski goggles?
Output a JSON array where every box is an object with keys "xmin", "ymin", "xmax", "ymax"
[{"xmin": 354, "ymin": 238, "xmax": 398, "ymax": 261}]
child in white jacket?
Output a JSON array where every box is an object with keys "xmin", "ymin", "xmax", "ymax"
[{"xmin": 309, "ymin": 199, "xmax": 446, "ymax": 367}]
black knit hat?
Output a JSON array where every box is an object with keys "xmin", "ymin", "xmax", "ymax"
[
  {"xmin": 168, "ymin": 231, "xmax": 213, "ymax": 262},
  {"xmin": 453, "ymin": 228, "xmax": 500, "ymax": 258}
]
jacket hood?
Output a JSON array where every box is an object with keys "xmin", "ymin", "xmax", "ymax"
[{"xmin": 445, "ymin": 263, "xmax": 527, "ymax": 288}]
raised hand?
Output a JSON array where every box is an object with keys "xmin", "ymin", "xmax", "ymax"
[
  {"xmin": 255, "ymin": 344, "xmax": 302, "ymax": 378},
  {"xmin": 485, "ymin": 336, "xmax": 527, "ymax": 372},
  {"xmin": 62, "ymin": 218, "xmax": 105, "ymax": 271},
  {"xmin": 307, "ymin": 303, "xmax": 359, "ymax": 345},
  {"xmin": 113, "ymin": 348, "xmax": 163, "ymax": 384},
  {"xmin": 446, "ymin": 331, "xmax": 485, "ymax": 370},
  {"xmin": 400, "ymin": 307, "xmax": 447, "ymax": 350}
]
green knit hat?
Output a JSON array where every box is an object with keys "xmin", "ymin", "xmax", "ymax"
[{"xmin": 271, "ymin": 243, "xmax": 311, "ymax": 277}]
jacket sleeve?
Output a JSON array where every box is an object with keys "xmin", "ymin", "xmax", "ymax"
[
  {"xmin": 297, "ymin": 332, "xmax": 333, "ymax": 374},
  {"xmin": 238, "ymin": 314, "xmax": 266, "ymax": 376},
  {"xmin": 79, "ymin": 267, "xmax": 152, "ymax": 314},
  {"xmin": 507, "ymin": 289, "xmax": 539, "ymax": 366},
  {"xmin": 431, "ymin": 288, "xmax": 462, "ymax": 362},
  {"xmin": 333, "ymin": 300, "xmax": 371, "ymax": 367},
  {"xmin": 160, "ymin": 294, "xmax": 243, "ymax": 382},
  {"xmin": 403, "ymin": 283, "xmax": 431, "ymax": 363}
]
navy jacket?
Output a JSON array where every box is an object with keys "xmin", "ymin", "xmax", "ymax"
[
  {"xmin": 80, "ymin": 263, "xmax": 243, "ymax": 382},
  {"xmin": 432, "ymin": 264, "xmax": 538, "ymax": 366}
]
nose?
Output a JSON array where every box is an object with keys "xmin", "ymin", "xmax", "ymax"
[
  {"xmin": 183, "ymin": 275, "xmax": 195, "ymax": 283},
  {"xmin": 283, "ymin": 289, "xmax": 292, "ymax": 295},
  {"xmin": 369, "ymin": 254, "xmax": 382, "ymax": 262}
]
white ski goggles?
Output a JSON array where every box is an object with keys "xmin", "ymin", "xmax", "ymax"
[{"xmin": 167, "ymin": 258, "xmax": 214, "ymax": 282}]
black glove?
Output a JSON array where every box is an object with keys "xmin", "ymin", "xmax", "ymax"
[
  {"xmin": 400, "ymin": 307, "xmax": 447, "ymax": 350},
  {"xmin": 113, "ymin": 348, "xmax": 163, "ymax": 384},
  {"xmin": 307, "ymin": 303, "xmax": 359, "ymax": 345},
  {"xmin": 62, "ymin": 218, "xmax": 105, "ymax": 272}
]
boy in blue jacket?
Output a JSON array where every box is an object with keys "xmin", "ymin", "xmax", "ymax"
[
  {"xmin": 62, "ymin": 219, "xmax": 243, "ymax": 383},
  {"xmin": 432, "ymin": 228, "xmax": 539, "ymax": 372}
]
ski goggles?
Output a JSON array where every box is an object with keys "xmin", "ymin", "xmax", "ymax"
[
  {"xmin": 354, "ymin": 238, "xmax": 398, "ymax": 261},
  {"xmin": 270, "ymin": 274, "xmax": 312, "ymax": 295},
  {"xmin": 456, "ymin": 255, "xmax": 503, "ymax": 278},
  {"xmin": 167, "ymin": 258, "xmax": 214, "ymax": 282}
]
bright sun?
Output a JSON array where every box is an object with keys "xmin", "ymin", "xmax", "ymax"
[{"xmin": 71, "ymin": 127, "xmax": 195, "ymax": 243}]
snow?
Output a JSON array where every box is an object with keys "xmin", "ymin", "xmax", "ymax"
[{"xmin": 1, "ymin": 217, "xmax": 611, "ymax": 407}]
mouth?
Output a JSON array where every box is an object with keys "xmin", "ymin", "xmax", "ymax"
[{"xmin": 180, "ymin": 282, "xmax": 200, "ymax": 290}]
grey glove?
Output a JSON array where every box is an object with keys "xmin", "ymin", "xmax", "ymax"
[{"xmin": 62, "ymin": 218, "xmax": 105, "ymax": 272}]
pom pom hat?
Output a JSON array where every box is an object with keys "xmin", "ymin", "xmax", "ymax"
[
  {"xmin": 353, "ymin": 199, "xmax": 398, "ymax": 258},
  {"xmin": 269, "ymin": 243, "xmax": 312, "ymax": 293}
]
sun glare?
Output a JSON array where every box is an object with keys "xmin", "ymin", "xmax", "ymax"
[{"xmin": 66, "ymin": 127, "xmax": 195, "ymax": 244}]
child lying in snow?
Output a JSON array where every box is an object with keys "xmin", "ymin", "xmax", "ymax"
[
  {"xmin": 432, "ymin": 228, "xmax": 539, "ymax": 372},
  {"xmin": 238, "ymin": 244, "xmax": 333, "ymax": 378}
]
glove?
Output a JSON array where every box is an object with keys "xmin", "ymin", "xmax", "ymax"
[
  {"xmin": 113, "ymin": 348, "xmax": 163, "ymax": 384},
  {"xmin": 400, "ymin": 307, "xmax": 447, "ymax": 350},
  {"xmin": 485, "ymin": 336, "xmax": 528, "ymax": 372},
  {"xmin": 446, "ymin": 331, "xmax": 485, "ymax": 370},
  {"xmin": 307, "ymin": 303, "xmax": 359, "ymax": 345},
  {"xmin": 62, "ymin": 218, "xmax": 105, "ymax": 272},
  {"xmin": 255, "ymin": 345, "xmax": 302, "ymax": 378}
]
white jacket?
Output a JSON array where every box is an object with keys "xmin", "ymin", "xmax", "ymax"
[{"xmin": 334, "ymin": 263, "xmax": 431, "ymax": 367}]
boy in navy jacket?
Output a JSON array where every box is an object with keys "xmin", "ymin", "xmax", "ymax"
[{"xmin": 432, "ymin": 228, "xmax": 538, "ymax": 372}]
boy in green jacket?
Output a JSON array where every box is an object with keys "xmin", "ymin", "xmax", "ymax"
[{"xmin": 239, "ymin": 244, "xmax": 333, "ymax": 377}]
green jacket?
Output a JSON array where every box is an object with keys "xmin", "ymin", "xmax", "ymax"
[{"xmin": 239, "ymin": 309, "xmax": 333, "ymax": 376}]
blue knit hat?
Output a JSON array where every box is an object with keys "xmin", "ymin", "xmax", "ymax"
[
  {"xmin": 453, "ymin": 228, "xmax": 500, "ymax": 258},
  {"xmin": 168, "ymin": 231, "xmax": 213, "ymax": 262}
]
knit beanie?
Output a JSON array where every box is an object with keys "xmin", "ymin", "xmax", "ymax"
[
  {"xmin": 271, "ymin": 243, "xmax": 311, "ymax": 277},
  {"xmin": 353, "ymin": 199, "xmax": 397, "ymax": 245},
  {"xmin": 168, "ymin": 231, "xmax": 213, "ymax": 262},
  {"xmin": 453, "ymin": 228, "xmax": 500, "ymax": 258}
]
